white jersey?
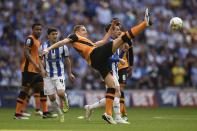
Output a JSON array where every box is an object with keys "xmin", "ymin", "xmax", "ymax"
[{"xmin": 40, "ymin": 41, "xmax": 69, "ymax": 78}]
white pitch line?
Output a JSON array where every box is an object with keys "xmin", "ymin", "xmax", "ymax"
[{"xmin": 153, "ymin": 116, "xmax": 197, "ymax": 120}]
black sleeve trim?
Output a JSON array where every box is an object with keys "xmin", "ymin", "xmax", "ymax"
[
  {"xmin": 67, "ymin": 34, "xmax": 78, "ymax": 42},
  {"xmin": 127, "ymin": 47, "xmax": 134, "ymax": 66}
]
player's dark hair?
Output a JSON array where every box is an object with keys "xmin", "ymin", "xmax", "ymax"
[
  {"xmin": 47, "ymin": 27, "xmax": 58, "ymax": 35},
  {"xmin": 32, "ymin": 23, "xmax": 42, "ymax": 29},
  {"xmin": 105, "ymin": 18, "xmax": 121, "ymax": 32},
  {"xmin": 111, "ymin": 17, "xmax": 120, "ymax": 23},
  {"xmin": 105, "ymin": 24, "xmax": 112, "ymax": 32},
  {"xmin": 73, "ymin": 25, "xmax": 84, "ymax": 33}
]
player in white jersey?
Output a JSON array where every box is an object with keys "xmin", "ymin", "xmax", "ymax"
[
  {"xmin": 84, "ymin": 21, "xmax": 129, "ymax": 124},
  {"xmin": 40, "ymin": 27, "xmax": 75, "ymax": 122}
]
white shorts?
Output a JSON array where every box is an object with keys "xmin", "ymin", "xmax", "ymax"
[
  {"xmin": 113, "ymin": 72, "xmax": 120, "ymax": 87},
  {"xmin": 43, "ymin": 76, "xmax": 65, "ymax": 95},
  {"xmin": 112, "ymin": 65, "xmax": 120, "ymax": 87}
]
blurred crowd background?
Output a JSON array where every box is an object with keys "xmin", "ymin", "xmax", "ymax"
[{"xmin": 0, "ymin": 0, "xmax": 197, "ymax": 90}]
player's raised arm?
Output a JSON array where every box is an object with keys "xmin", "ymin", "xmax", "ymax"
[
  {"xmin": 43, "ymin": 38, "xmax": 71, "ymax": 55},
  {"xmin": 95, "ymin": 20, "xmax": 118, "ymax": 47}
]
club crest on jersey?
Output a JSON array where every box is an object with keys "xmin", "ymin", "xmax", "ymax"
[{"xmin": 26, "ymin": 39, "xmax": 32, "ymax": 46}]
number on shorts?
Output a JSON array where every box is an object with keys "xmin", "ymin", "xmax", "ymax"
[{"xmin": 60, "ymin": 79, "xmax": 64, "ymax": 84}]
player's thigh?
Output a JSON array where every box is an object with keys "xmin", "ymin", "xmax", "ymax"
[
  {"xmin": 32, "ymin": 74, "xmax": 43, "ymax": 92},
  {"xmin": 113, "ymin": 74, "xmax": 120, "ymax": 87},
  {"xmin": 113, "ymin": 74, "xmax": 121, "ymax": 97},
  {"xmin": 43, "ymin": 77, "xmax": 56, "ymax": 95},
  {"xmin": 21, "ymin": 72, "xmax": 36, "ymax": 92},
  {"xmin": 112, "ymin": 36, "xmax": 124, "ymax": 52},
  {"xmin": 118, "ymin": 68, "xmax": 127, "ymax": 90},
  {"xmin": 54, "ymin": 76, "xmax": 65, "ymax": 91},
  {"xmin": 104, "ymin": 73, "xmax": 116, "ymax": 88}
]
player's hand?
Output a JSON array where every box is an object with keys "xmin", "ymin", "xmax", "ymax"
[
  {"xmin": 119, "ymin": 59, "xmax": 125, "ymax": 65},
  {"xmin": 122, "ymin": 43, "xmax": 130, "ymax": 51},
  {"xmin": 35, "ymin": 64, "xmax": 41, "ymax": 72},
  {"xmin": 68, "ymin": 73, "xmax": 75, "ymax": 82},
  {"xmin": 42, "ymin": 48, "xmax": 49, "ymax": 56},
  {"xmin": 111, "ymin": 19, "xmax": 119, "ymax": 27},
  {"xmin": 40, "ymin": 70, "xmax": 47, "ymax": 78},
  {"xmin": 108, "ymin": 19, "xmax": 119, "ymax": 33}
]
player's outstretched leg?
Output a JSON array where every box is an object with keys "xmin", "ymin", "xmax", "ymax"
[
  {"xmin": 112, "ymin": 8, "xmax": 151, "ymax": 53},
  {"xmin": 84, "ymin": 98, "xmax": 105, "ymax": 121}
]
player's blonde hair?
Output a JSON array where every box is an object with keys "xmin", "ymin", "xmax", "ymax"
[{"xmin": 73, "ymin": 25, "xmax": 84, "ymax": 33}]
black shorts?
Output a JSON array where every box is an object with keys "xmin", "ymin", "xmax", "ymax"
[
  {"xmin": 118, "ymin": 68, "xmax": 128, "ymax": 84},
  {"xmin": 90, "ymin": 41, "xmax": 113, "ymax": 79},
  {"xmin": 22, "ymin": 72, "xmax": 43, "ymax": 87}
]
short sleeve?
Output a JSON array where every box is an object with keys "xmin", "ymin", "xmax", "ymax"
[
  {"xmin": 63, "ymin": 45, "xmax": 69, "ymax": 57},
  {"xmin": 67, "ymin": 33, "xmax": 78, "ymax": 42},
  {"xmin": 25, "ymin": 37, "xmax": 34, "ymax": 47}
]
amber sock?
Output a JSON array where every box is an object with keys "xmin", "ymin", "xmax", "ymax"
[
  {"xmin": 120, "ymin": 91, "xmax": 127, "ymax": 116},
  {"xmin": 15, "ymin": 91, "xmax": 27, "ymax": 114},
  {"xmin": 40, "ymin": 90, "xmax": 48, "ymax": 113},
  {"xmin": 33, "ymin": 93, "xmax": 40, "ymax": 111},
  {"xmin": 105, "ymin": 88, "xmax": 116, "ymax": 116},
  {"xmin": 122, "ymin": 21, "xmax": 147, "ymax": 45}
]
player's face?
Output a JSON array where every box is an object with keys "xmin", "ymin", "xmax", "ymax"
[
  {"xmin": 112, "ymin": 26, "xmax": 121, "ymax": 38},
  {"xmin": 77, "ymin": 26, "xmax": 88, "ymax": 37},
  {"xmin": 33, "ymin": 26, "xmax": 42, "ymax": 38},
  {"xmin": 48, "ymin": 31, "xmax": 58, "ymax": 43}
]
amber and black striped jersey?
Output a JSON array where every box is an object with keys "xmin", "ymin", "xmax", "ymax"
[
  {"xmin": 68, "ymin": 34, "xmax": 96, "ymax": 65},
  {"xmin": 20, "ymin": 35, "xmax": 40, "ymax": 73}
]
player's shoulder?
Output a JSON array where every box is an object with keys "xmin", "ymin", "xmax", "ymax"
[{"xmin": 25, "ymin": 36, "xmax": 34, "ymax": 47}]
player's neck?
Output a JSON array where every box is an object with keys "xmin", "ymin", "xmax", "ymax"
[
  {"xmin": 32, "ymin": 34, "xmax": 39, "ymax": 39},
  {"xmin": 48, "ymin": 40, "xmax": 56, "ymax": 45},
  {"xmin": 76, "ymin": 33, "xmax": 87, "ymax": 38}
]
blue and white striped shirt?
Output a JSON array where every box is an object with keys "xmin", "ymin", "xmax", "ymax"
[
  {"xmin": 108, "ymin": 38, "xmax": 126, "ymax": 79},
  {"xmin": 40, "ymin": 41, "xmax": 69, "ymax": 78}
]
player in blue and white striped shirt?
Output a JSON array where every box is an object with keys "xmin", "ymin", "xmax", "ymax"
[{"xmin": 40, "ymin": 27, "xmax": 75, "ymax": 122}]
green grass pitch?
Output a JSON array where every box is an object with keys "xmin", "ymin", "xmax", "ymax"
[{"xmin": 0, "ymin": 108, "xmax": 197, "ymax": 131}]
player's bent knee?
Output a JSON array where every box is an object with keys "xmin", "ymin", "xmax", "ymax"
[
  {"xmin": 22, "ymin": 86, "xmax": 30, "ymax": 93},
  {"xmin": 57, "ymin": 90, "xmax": 65, "ymax": 98},
  {"xmin": 48, "ymin": 95, "xmax": 56, "ymax": 101}
]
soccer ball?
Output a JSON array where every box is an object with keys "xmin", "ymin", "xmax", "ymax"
[{"xmin": 169, "ymin": 17, "xmax": 183, "ymax": 30}]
